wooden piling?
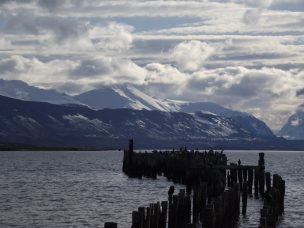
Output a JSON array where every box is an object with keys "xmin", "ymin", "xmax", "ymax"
[
  {"xmin": 104, "ymin": 222, "xmax": 117, "ymax": 228},
  {"xmin": 242, "ymin": 181, "xmax": 248, "ymax": 215},
  {"xmin": 265, "ymin": 172, "xmax": 271, "ymax": 193},
  {"xmin": 120, "ymin": 141, "xmax": 285, "ymax": 228},
  {"xmin": 248, "ymin": 168, "xmax": 253, "ymax": 196},
  {"xmin": 254, "ymin": 168, "xmax": 259, "ymax": 198},
  {"xmin": 258, "ymin": 153, "xmax": 265, "ymax": 197}
]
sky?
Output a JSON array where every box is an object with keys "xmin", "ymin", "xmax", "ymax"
[{"xmin": 0, "ymin": 0, "xmax": 303, "ymax": 131}]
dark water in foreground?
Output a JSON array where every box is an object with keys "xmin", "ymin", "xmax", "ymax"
[{"xmin": 0, "ymin": 151, "xmax": 303, "ymax": 227}]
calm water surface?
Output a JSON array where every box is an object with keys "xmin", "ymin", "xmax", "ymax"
[{"xmin": 0, "ymin": 150, "xmax": 303, "ymax": 227}]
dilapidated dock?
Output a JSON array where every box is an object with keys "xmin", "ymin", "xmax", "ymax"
[{"xmin": 105, "ymin": 140, "xmax": 285, "ymax": 228}]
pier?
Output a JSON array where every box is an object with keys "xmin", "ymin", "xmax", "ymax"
[{"xmin": 106, "ymin": 140, "xmax": 285, "ymax": 228}]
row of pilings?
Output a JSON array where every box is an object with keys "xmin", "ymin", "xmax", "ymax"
[
  {"xmin": 106, "ymin": 140, "xmax": 285, "ymax": 228},
  {"xmin": 130, "ymin": 183, "xmax": 240, "ymax": 228}
]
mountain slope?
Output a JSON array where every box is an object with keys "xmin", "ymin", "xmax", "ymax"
[
  {"xmin": 74, "ymin": 85, "xmax": 274, "ymax": 138},
  {"xmin": 74, "ymin": 85, "xmax": 175, "ymax": 111},
  {"xmin": 0, "ymin": 79, "xmax": 78, "ymax": 105},
  {"xmin": 0, "ymin": 95, "xmax": 276, "ymax": 148},
  {"xmin": 278, "ymin": 106, "xmax": 304, "ymax": 139},
  {"xmin": 0, "ymin": 80, "xmax": 274, "ymax": 139}
]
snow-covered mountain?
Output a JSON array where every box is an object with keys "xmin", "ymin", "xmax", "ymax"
[
  {"xmin": 0, "ymin": 79, "xmax": 79, "ymax": 105},
  {"xmin": 74, "ymin": 85, "xmax": 273, "ymax": 138},
  {"xmin": 75, "ymin": 85, "xmax": 248, "ymax": 115},
  {"xmin": 0, "ymin": 79, "xmax": 274, "ymax": 139},
  {"xmin": 0, "ymin": 95, "xmax": 277, "ymax": 149},
  {"xmin": 278, "ymin": 105, "xmax": 304, "ymax": 140},
  {"xmin": 74, "ymin": 85, "xmax": 177, "ymax": 111}
]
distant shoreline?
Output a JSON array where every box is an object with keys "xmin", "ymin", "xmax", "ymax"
[{"xmin": 1, "ymin": 142, "xmax": 304, "ymax": 151}]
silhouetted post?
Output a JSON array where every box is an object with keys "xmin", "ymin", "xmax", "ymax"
[
  {"xmin": 160, "ymin": 201, "xmax": 168, "ymax": 228},
  {"xmin": 227, "ymin": 170, "xmax": 231, "ymax": 188},
  {"xmin": 193, "ymin": 186, "xmax": 199, "ymax": 224},
  {"xmin": 258, "ymin": 153, "xmax": 265, "ymax": 197},
  {"xmin": 248, "ymin": 168, "xmax": 253, "ymax": 196},
  {"xmin": 138, "ymin": 207, "xmax": 145, "ymax": 228},
  {"xmin": 242, "ymin": 181, "xmax": 248, "ymax": 215},
  {"xmin": 265, "ymin": 172, "xmax": 271, "ymax": 193},
  {"xmin": 238, "ymin": 167, "xmax": 243, "ymax": 192},
  {"xmin": 123, "ymin": 139, "xmax": 134, "ymax": 174},
  {"xmin": 168, "ymin": 186, "xmax": 174, "ymax": 202},
  {"xmin": 243, "ymin": 168, "xmax": 248, "ymax": 182},
  {"xmin": 129, "ymin": 139, "xmax": 134, "ymax": 153},
  {"xmin": 203, "ymin": 203, "xmax": 215, "ymax": 228},
  {"xmin": 254, "ymin": 168, "xmax": 259, "ymax": 198},
  {"xmin": 104, "ymin": 222, "xmax": 117, "ymax": 228},
  {"xmin": 258, "ymin": 152, "xmax": 265, "ymax": 167},
  {"xmin": 184, "ymin": 194, "xmax": 191, "ymax": 226},
  {"xmin": 132, "ymin": 211, "xmax": 140, "ymax": 228}
]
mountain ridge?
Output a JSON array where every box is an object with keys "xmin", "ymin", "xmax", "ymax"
[
  {"xmin": 278, "ymin": 106, "xmax": 304, "ymax": 140},
  {"xmin": 0, "ymin": 94, "xmax": 278, "ymax": 149},
  {"xmin": 0, "ymin": 79, "xmax": 274, "ymax": 140}
]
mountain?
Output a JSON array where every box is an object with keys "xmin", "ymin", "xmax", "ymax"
[
  {"xmin": 74, "ymin": 85, "xmax": 176, "ymax": 111},
  {"xmin": 0, "ymin": 79, "xmax": 79, "ymax": 105},
  {"xmin": 278, "ymin": 106, "xmax": 304, "ymax": 140},
  {"xmin": 0, "ymin": 80, "xmax": 275, "ymax": 140},
  {"xmin": 74, "ymin": 85, "xmax": 273, "ymax": 138},
  {"xmin": 0, "ymin": 95, "xmax": 277, "ymax": 149}
]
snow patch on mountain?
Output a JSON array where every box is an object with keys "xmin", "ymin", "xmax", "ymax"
[
  {"xmin": 278, "ymin": 109, "xmax": 304, "ymax": 140},
  {"xmin": 63, "ymin": 114, "xmax": 111, "ymax": 134},
  {"xmin": 0, "ymin": 79, "xmax": 79, "ymax": 105}
]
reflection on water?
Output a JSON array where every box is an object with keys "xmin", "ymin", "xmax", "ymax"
[{"xmin": 0, "ymin": 150, "xmax": 303, "ymax": 227}]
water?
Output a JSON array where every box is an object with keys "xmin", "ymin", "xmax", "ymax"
[
  {"xmin": 226, "ymin": 151, "xmax": 304, "ymax": 228},
  {"xmin": 0, "ymin": 151, "xmax": 303, "ymax": 227}
]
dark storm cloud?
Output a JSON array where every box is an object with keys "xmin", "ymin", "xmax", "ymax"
[
  {"xmin": 296, "ymin": 88, "xmax": 304, "ymax": 97},
  {"xmin": 37, "ymin": 0, "xmax": 65, "ymax": 11},
  {"xmin": 3, "ymin": 15, "xmax": 88, "ymax": 43},
  {"xmin": 224, "ymin": 74, "xmax": 272, "ymax": 97},
  {"xmin": 0, "ymin": 57, "xmax": 18, "ymax": 73}
]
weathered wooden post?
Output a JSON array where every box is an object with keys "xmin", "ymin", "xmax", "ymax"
[
  {"xmin": 248, "ymin": 168, "xmax": 253, "ymax": 196},
  {"xmin": 254, "ymin": 167, "xmax": 259, "ymax": 198},
  {"xmin": 227, "ymin": 170, "xmax": 231, "ymax": 188},
  {"xmin": 258, "ymin": 153, "xmax": 265, "ymax": 197},
  {"xmin": 138, "ymin": 207, "xmax": 146, "ymax": 228},
  {"xmin": 160, "ymin": 201, "xmax": 168, "ymax": 228},
  {"xmin": 123, "ymin": 139, "xmax": 134, "ymax": 174},
  {"xmin": 168, "ymin": 186, "xmax": 174, "ymax": 202},
  {"xmin": 203, "ymin": 203, "xmax": 215, "ymax": 228},
  {"xmin": 132, "ymin": 211, "xmax": 140, "ymax": 228},
  {"xmin": 192, "ymin": 186, "xmax": 199, "ymax": 224},
  {"xmin": 238, "ymin": 167, "xmax": 243, "ymax": 192},
  {"xmin": 242, "ymin": 181, "xmax": 248, "ymax": 215},
  {"xmin": 243, "ymin": 167, "xmax": 248, "ymax": 183},
  {"xmin": 265, "ymin": 172, "xmax": 271, "ymax": 193},
  {"xmin": 104, "ymin": 222, "xmax": 117, "ymax": 228},
  {"xmin": 185, "ymin": 195, "xmax": 192, "ymax": 226}
]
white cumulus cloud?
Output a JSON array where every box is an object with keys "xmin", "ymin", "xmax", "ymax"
[{"xmin": 170, "ymin": 40, "xmax": 215, "ymax": 72}]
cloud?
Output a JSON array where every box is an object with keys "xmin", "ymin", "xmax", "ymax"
[
  {"xmin": 90, "ymin": 22, "xmax": 134, "ymax": 52},
  {"xmin": 140, "ymin": 65, "xmax": 303, "ymax": 131},
  {"xmin": 170, "ymin": 40, "xmax": 214, "ymax": 72},
  {"xmin": 37, "ymin": 0, "xmax": 66, "ymax": 11},
  {"xmin": 3, "ymin": 15, "xmax": 89, "ymax": 45},
  {"xmin": 241, "ymin": 0, "xmax": 273, "ymax": 25},
  {"xmin": 0, "ymin": 0, "xmax": 303, "ymax": 132},
  {"xmin": 296, "ymin": 88, "xmax": 304, "ymax": 97}
]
